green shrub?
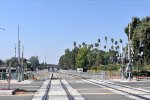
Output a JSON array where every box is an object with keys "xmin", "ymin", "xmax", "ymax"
[
  {"xmin": 132, "ymin": 70, "xmax": 150, "ymax": 76},
  {"xmin": 144, "ymin": 65, "xmax": 150, "ymax": 70},
  {"xmin": 99, "ymin": 64, "xmax": 121, "ymax": 71},
  {"xmin": 90, "ymin": 66, "xmax": 97, "ymax": 71}
]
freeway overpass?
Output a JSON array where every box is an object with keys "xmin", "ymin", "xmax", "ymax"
[{"xmin": 47, "ymin": 64, "xmax": 60, "ymax": 72}]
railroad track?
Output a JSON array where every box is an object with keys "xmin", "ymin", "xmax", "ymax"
[
  {"xmin": 32, "ymin": 72, "xmax": 84, "ymax": 100},
  {"xmin": 48, "ymin": 72, "xmax": 75, "ymax": 100}
]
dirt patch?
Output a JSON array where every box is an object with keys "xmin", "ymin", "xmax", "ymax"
[{"xmin": 15, "ymin": 89, "xmax": 36, "ymax": 95}]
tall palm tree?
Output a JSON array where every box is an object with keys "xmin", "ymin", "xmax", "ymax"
[
  {"xmin": 115, "ymin": 41, "xmax": 118, "ymax": 46},
  {"xmin": 98, "ymin": 38, "xmax": 101, "ymax": 50},
  {"xmin": 105, "ymin": 37, "xmax": 108, "ymax": 51},
  {"xmin": 73, "ymin": 41, "xmax": 77, "ymax": 68},
  {"xmin": 82, "ymin": 42, "xmax": 85, "ymax": 47},
  {"xmin": 95, "ymin": 43, "xmax": 99, "ymax": 48},
  {"xmin": 115, "ymin": 41, "xmax": 118, "ymax": 51},
  {"xmin": 79, "ymin": 44, "xmax": 81, "ymax": 48},
  {"xmin": 104, "ymin": 45, "xmax": 106, "ymax": 50},
  {"xmin": 119, "ymin": 39, "xmax": 123, "ymax": 61},
  {"xmin": 73, "ymin": 41, "xmax": 76, "ymax": 47},
  {"xmin": 119, "ymin": 39, "xmax": 123, "ymax": 53},
  {"xmin": 119, "ymin": 39, "xmax": 123, "ymax": 44},
  {"xmin": 111, "ymin": 46, "xmax": 114, "ymax": 50},
  {"xmin": 117, "ymin": 45, "xmax": 120, "ymax": 50},
  {"xmin": 111, "ymin": 38, "xmax": 114, "ymax": 50},
  {"xmin": 91, "ymin": 44, "xmax": 93, "ymax": 48}
]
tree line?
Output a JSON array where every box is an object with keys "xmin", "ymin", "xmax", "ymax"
[
  {"xmin": 0, "ymin": 56, "xmax": 47, "ymax": 70},
  {"xmin": 124, "ymin": 16, "xmax": 150, "ymax": 70},
  {"xmin": 59, "ymin": 16, "xmax": 150, "ymax": 71},
  {"xmin": 59, "ymin": 38, "xmax": 125, "ymax": 70}
]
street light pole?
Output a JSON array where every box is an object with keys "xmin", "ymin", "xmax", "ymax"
[{"xmin": 121, "ymin": 41, "xmax": 124, "ymax": 80}]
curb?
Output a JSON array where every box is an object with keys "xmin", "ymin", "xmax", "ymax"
[{"xmin": 0, "ymin": 88, "xmax": 19, "ymax": 95}]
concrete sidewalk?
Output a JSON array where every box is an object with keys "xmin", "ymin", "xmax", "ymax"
[
  {"xmin": 109, "ymin": 78, "xmax": 150, "ymax": 83},
  {"xmin": 0, "ymin": 88, "xmax": 18, "ymax": 95}
]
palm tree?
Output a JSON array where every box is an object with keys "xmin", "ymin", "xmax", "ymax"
[
  {"xmin": 119, "ymin": 39, "xmax": 123, "ymax": 44},
  {"xmin": 82, "ymin": 42, "xmax": 85, "ymax": 47},
  {"xmin": 119, "ymin": 39, "xmax": 123, "ymax": 52},
  {"xmin": 115, "ymin": 41, "xmax": 118, "ymax": 46},
  {"xmin": 117, "ymin": 45, "xmax": 120, "ymax": 50},
  {"xmin": 111, "ymin": 38, "xmax": 114, "ymax": 50},
  {"xmin": 111, "ymin": 46, "xmax": 114, "ymax": 50},
  {"xmin": 105, "ymin": 37, "xmax": 108, "ymax": 51},
  {"xmin": 119, "ymin": 39, "xmax": 123, "ymax": 62},
  {"xmin": 104, "ymin": 45, "xmax": 106, "ymax": 50},
  {"xmin": 98, "ymin": 38, "xmax": 101, "ymax": 50},
  {"xmin": 115, "ymin": 46, "xmax": 118, "ymax": 51},
  {"xmin": 73, "ymin": 41, "xmax": 76, "ymax": 47},
  {"xmin": 79, "ymin": 44, "xmax": 81, "ymax": 48},
  {"xmin": 91, "ymin": 44, "xmax": 93, "ymax": 48},
  {"xmin": 115, "ymin": 41, "xmax": 118, "ymax": 52},
  {"xmin": 95, "ymin": 43, "xmax": 99, "ymax": 48}
]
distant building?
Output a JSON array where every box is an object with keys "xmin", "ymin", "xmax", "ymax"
[{"xmin": 0, "ymin": 67, "xmax": 16, "ymax": 80}]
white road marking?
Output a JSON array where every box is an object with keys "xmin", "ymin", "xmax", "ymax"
[{"xmin": 83, "ymin": 79, "xmax": 145, "ymax": 100}]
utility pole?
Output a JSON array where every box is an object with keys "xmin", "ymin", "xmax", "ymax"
[
  {"xmin": 44, "ymin": 56, "xmax": 46, "ymax": 64},
  {"xmin": 8, "ymin": 62, "xmax": 11, "ymax": 89},
  {"xmin": 22, "ymin": 46, "xmax": 24, "ymax": 81},
  {"xmin": 44, "ymin": 56, "xmax": 47, "ymax": 70},
  {"xmin": 14, "ymin": 44, "xmax": 17, "ymax": 58},
  {"xmin": 18, "ymin": 25, "xmax": 21, "ymax": 82}
]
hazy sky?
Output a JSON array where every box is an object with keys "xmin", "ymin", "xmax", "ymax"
[{"xmin": 0, "ymin": 0, "xmax": 149, "ymax": 64}]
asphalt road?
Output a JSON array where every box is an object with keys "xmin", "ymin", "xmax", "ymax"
[
  {"xmin": 1, "ymin": 70, "xmax": 150, "ymax": 100},
  {"xmin": 0, "ymin": 70, "xmax": 52, "ymax": 100},
  {"xmin": 112, "ymin": 80, "xmax": 150, "ymax": 91},
  {"xmin": 0, "ymin": 81, "xmax": 43, "ymax": 100},
  {"xmin": 60, "ymin": 73, "xmax": 133, "ymax": 100}
]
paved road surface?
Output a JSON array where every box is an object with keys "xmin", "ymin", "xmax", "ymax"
[
  {"xmin": 60, "ymin": 73, "xmax": 133, "ymax": 100},
  {"xmin": 1, "ymin": 70, "xmax": 150, "ymax": 100},
  {"xmin": 0, "ymin": 70, "xmax": 51, "ymax": 100}
]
